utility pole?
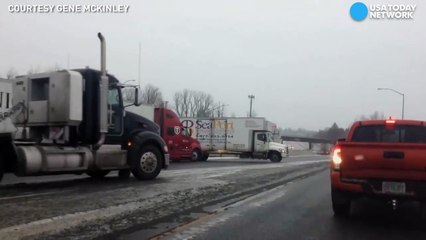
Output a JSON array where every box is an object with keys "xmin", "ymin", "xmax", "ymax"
[{"xmin": 248, "ymin": 94, "xmax": 255, "ymax": 117}]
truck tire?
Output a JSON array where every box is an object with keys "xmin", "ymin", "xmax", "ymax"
[
  {"xmin": 130, "ymin": 145, "xmax": 163, "ymax": 180},
  {"xmin": 331, "ymin": 190, "xmax": 351, "ymax": 217},
  {"xmin": 87, "ymin": 170, "xmax": 110, "ymax": 178},
  {"xmin": 118, "ymin": 169, "xmax": 131, "ymax": 179},
  {"xmin": 269, "ymin": 152, "xmax": 282, "ymax": 162},
  {"xmin": 201, "ymin": 152, "xmax": 209, "ymax": 161},
  {"xmin": 191, "ymin": 149, "xmax": 202, "ymax": 162}
]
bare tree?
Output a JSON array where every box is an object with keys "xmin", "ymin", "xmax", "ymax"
[
  {"xmin": 173, "ymin": 92, "xmax": 183, "ymax": 116},
  {"xmin": 122, "ymin": 84, "xmax": 163, "ymax": 106},
  {"xmin": 141, "ymin": 84, "xmax": 163, "ymax": 106},
  {"xmin": 356, "ymin": 111, "xmax": 385, "ymax": 121},
  {"xmin": 174, "ymin": 89, "xmax": 193, "ymax": 117},
  {"xmin": 173, "ymin": 89, "xmax": 215, "ymax": 117},
  {"xmin": 122, "ymin": 88, "xmax": 135, "ymax": 103},
  {"xmin": 181, "ymin": 89, "xmax": 191, "ymax": 117},
  {"xmin": 6, "ymin": 68, "xmax": 17, "ymax": 79},
  {"xmin": 196, "ymin": 92, "xmax": 214, "ymax": 117},
  {"xmin": 369, "ymin": 111, "xmax": 385, "ymax": 120},
  {"xmin": 27, "ymin": 65, "xmax": 41, "ymax": 75}
]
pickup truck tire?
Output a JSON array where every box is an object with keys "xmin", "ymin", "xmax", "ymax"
[
  {"xmin": 331, "ymin": 190, "xmax": 351, "ymax": 217},
  {"xmin": 131, "ymin": 145, "xmax": 163, "ymax": 180},
  {"xmin": 191, "ymin": 149, "xmax": 202, "ymax": 162},
  {"xmin": 269, "ymin": 152, "xmax": 282, "ymax": 162},
  {"xmin": 87, "ymin": 170, "xmax": 110, "ymax": 178},
  {"xmin": 118, "ymin": 169, "xmax": 131, "ymax": 179}
]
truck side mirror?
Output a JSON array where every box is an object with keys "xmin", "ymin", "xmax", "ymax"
[{"xmin": 134, "ymin": 87, "xmax": 142, "ymax": 106}]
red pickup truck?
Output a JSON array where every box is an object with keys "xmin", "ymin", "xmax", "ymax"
[{"xmin": 330, "ymin": 119, "xmax": 426, "ymax": 216}]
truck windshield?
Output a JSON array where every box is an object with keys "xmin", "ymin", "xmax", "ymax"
[
  {"xmin": 182, "ymin": 127, "xmax": 190, "ymax": 137},
  {"xmin": 351, "ymin": 125, "xmax": 426, "ymax": 143}
]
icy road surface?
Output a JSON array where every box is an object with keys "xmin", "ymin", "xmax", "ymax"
[{"xmin": 0, "ymin": 155, "xmax": 328, "ymax": 239}]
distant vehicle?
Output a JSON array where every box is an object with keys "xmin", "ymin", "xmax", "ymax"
[
  {"xmin": 181, "ymin": 117, "xmax": 288, "ymax": 162},
  {"xmin": 0, "ymin": 33, "xmax": 169, "ymax": 183},
  {"xmin": 316, "ymin": 150, "xmax": 330, "ymax": 155},
  {"xmin": 330, "ymin": 119, "xmax": 426, "ymax": 216}
]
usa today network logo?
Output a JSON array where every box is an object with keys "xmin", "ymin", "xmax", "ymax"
[{"xmin": 350, "ymin": 2, "xmax": 416, "ymax": 21}]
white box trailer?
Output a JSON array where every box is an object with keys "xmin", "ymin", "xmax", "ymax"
[{"xmin": 180, "ymin": 117, "xmax": 288, "ymax": 162}]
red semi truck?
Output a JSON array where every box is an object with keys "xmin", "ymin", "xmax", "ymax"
[
  {"xmin": 154, "ymin": 107, "xmax": 204, "ymax": 161},
  {"xmin": 331, "ymin": 119, "xmax": 426, "ymax": 216},
  {"xmin": 128, "ymin": 105, "xmax": 204, "ymax": 161}
]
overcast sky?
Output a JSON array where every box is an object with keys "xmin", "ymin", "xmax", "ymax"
[{"xmin": 1, "ymin": 0, "xmax": 425, "ymax": 130}]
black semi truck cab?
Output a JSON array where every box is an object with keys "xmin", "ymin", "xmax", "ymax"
[{"xmin": 0, "ymin": 33, "xmax": 169, "ymax": 182}]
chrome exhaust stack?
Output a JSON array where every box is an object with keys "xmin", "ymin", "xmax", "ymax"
[{"xmin": 96, "ymin": 32, "xmax": 108, "ymax": 148}]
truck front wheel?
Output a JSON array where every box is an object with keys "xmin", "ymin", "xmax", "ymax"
[
  {"xmin": 191, "ymin": 149, "xmax": 202, "ymax": 161},
  {"xmin": 201, "ymin": 152, "xmax": 209, "ymax": 161},
  {"xmin": 130, "ymin": 146, "xmax": 163, "ymax": 180},
  {"xmin": 269, "ymin": 152, "xmax": 282, "ymax": 162}
]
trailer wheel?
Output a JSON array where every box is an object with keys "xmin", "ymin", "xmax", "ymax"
[
  {"xmin": 269, "ymin": 152, "xmax": 282, "ymax": 162},
  {"xmin": 191, "ymin": 149, "xmax": 202, "ymax": 161},
  {"xmin": 118, "ymin": 169, "xmax": 131, "ymax": 179},
  {"xmin": 87, "ymin": 170, "xmax": 110, "ymax": 178},
  {"xmin": 201, "ymin": 152, "xmax": 209, "ymax": 161},
  {"xmin": 131, "ymin": 145, "xmax": 163, "ymax": 180}
]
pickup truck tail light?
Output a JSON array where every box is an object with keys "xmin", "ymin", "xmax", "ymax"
[{"xmin": 332, "ymin": 146, "xmax": 342, "ymax": 171}]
